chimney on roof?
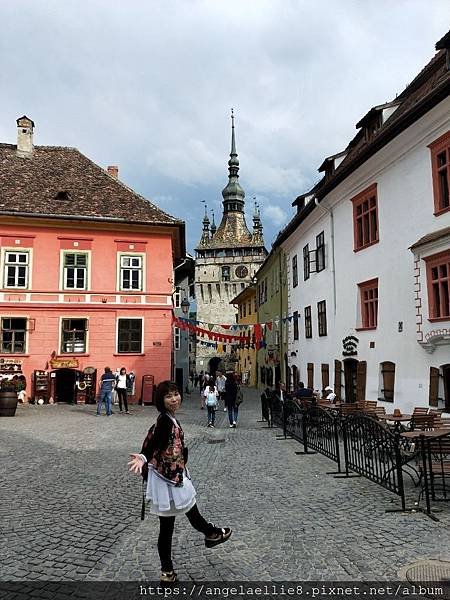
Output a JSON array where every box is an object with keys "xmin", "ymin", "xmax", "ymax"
[
  {"xmin": 16, "ymin": 115, "xmax": 34, "ymax": 158},
  {"xmin": 107, "ymin": 165, "xmax": 119, "ymax": 179}
]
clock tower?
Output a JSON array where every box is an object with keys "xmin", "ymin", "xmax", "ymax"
[{"xmin": 194, "ymin": 111, "xmax": 267, "ymax": 374}]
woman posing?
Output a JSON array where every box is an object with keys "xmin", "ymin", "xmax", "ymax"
[
  {"xmin": 116, "ymin": 367, "xmax": 130, "ymax": 414},
  {"xmin": 128, "ymin": 381, "xmax": 232, "ymax": 582}
]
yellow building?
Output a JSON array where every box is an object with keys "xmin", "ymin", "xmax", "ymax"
[{"xmin": 230, "ymin": 285, "xmax": 257, "ymax": 386}]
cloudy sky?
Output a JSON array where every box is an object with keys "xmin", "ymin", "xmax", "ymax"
[{"xmin": 1, "ymin": 1, "xmax": 449, "ymax": 252}]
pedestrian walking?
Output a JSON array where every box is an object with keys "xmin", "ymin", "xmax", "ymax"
[
  {"xmin": 215, "ymin": 370, "xmax": 227, "ymax": 410},
  {"xmin": 203, "ymin": 378, "xmax": 219, "ymax": 427},
  {"xmin": 97, "ymin": 366, "xmax": 116, "ymax": 416},
  {"xmin": 225, "ymin": 371, "xmax": 239, "ymax": 428},
  {"xmin": 116, "ymin": 367, "xmax": 130, "ymax": 414},
  {"xmin": 199, "ymin": 371, "xmax": 205, "ymax": 409},
  {"xmin": 128, "ymin": 381, "xmax": 232, "ymax": 583}
]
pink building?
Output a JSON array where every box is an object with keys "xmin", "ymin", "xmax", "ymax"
[{"xmin": 0, "ymin": 116, "xmax": 185, "ymax": 405}]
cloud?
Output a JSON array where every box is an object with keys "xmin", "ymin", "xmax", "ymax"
[
  {"xmin": 263, "ymin": 205, "xmax": 288, "ymax": 227},
  {"xmin": 0, "ymin": 0, "xmax": 449, "ymax": 254}
]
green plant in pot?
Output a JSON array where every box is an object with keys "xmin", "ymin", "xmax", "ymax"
[{"xmin": 0, "ymin": 377, "xmax": 19, "ymax": 417}]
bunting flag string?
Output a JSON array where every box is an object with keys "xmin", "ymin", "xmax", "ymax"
[
  {"xmin": 173, "ymin": 317, "xmax": 250, "ymax": 344},
  {"xmin": 174, "ymin": 313, "xmax": 301, "ymax": 338}
]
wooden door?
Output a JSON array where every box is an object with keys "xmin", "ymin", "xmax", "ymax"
[
  {"xmin": 344, "ymin": 359, "xmax": 358, "ymax": 403},
  {"xmin": 334, "ymin": 360, "xmax": 342, "ymax": 401},
  {"xmin": 321, "ymin": 363, "xmax": 329, "ymax": 394},
  {"xmin": 443, "ymin": 365, "xmax": 450, "ymax": 410},
  {"xmin": 429, "ymin": 367, "xmax": 440, "ymax": 407},
  {"xmin": 307, "ymin": 362, "xmax": 314, "ymax": 389},
  {"xmin": 356, "ymin": 361, "xmax": 367, "ymax": 402},
  {"xmin": 381, "ymin": 361, "xmax": 395, "ymax": 402}
]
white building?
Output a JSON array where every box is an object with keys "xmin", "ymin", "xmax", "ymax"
[{"xmin": 278, "ymin": 31, "xmax": 450, "ymax": 413}]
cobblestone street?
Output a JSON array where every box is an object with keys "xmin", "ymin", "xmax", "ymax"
[{"xmin": 1, "ymin": 388, "xmax": 450, "ymax": 584}]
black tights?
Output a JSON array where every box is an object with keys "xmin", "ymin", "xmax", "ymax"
[
  {"xmin": 158, "ymin": 504, "xmax": 216, "ymax": 572},
  {"xmin": 116, "ymin": 388, "xmax": 128, "ymax": 412}
]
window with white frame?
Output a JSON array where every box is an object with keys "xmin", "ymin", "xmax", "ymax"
[
  {"xmin": 4, "ymin": 251, "xmax": 29, "ymax": 288},
  {"xmin": 61, "ymin": 318, "xmax": 88, "ymax": 353},
  {"xmin": 63, "ymin": 252, "xmax": 87, "ymax": 289},
  {"xmin": 119, "ymin": 255, "xmax": 143, "ymax": 291},
  {"xmin": 174, "ymin": 326, "xmax": 181, "ymax": 350},
  {"xmin": 117, "ymin": 318, "xmax": 142, "ymax": 353},
  {"xmin": 1, "ymin": 317, "xmax": 27, "ymax": 353},
  {"xmin": 173, "ymin": 287, "xmax": 181, "ymax": 308}
]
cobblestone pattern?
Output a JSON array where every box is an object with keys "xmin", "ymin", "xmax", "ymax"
[{"xmin": 0, "ymin": 389, "xmax": 449, "ymax": 583}]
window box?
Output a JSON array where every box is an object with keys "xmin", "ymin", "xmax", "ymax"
[
  {"xmin": 3, "ymin": 251, "xmax": 30, "ymax": 289},
  {"xmin": 117, "ymin": 318, "xmax": 143, "ymax": 353},
  {"xmin": 61, "ymin": 318, "xmax": 88, "ymax": 354},
  {"xmin": 358, "ymin": 278, "xmax": 378, "ymax": 329},
  {"xmin": 1, "ymin": 317, "xmax": 27, "ymax": 353},
  {"xmin": 292, "ymin": 255, "xmax": 298, "ymax": 288},
  {"xmin": 304, "ymin": 306, "xmax": 312, "ymax": 338},
  {"xmin": 317, "ymin": 300, "xmax": 327, "ymax": 336},
  {"xmin": 424, "ymin": 249, "xmax": 450, "ymax": 320},
  {"xmin": 119, "ymin": 255, "xmax": 143, "ymax": 291},
  {"xmin": 429, "ymin": 131, "xmax": 450, "ymax": 216},
  {"xmin": 351, "ymin": 184, "xmax": 379, "ymax": 251}
]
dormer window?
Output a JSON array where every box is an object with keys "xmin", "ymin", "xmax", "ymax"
[
  {"xmin": 318, "ymin": 151, "xmax": 347, "ymax": 179},
  {"xmin": 55, "ymin": 190, "xmax": 71, "ymax": 201},
  {"xmin": 364, "ymin": 113, "xmax": 383, "ymax": 142}
]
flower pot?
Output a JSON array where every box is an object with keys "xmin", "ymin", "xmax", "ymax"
[{"xmin": 0, "ymin": 390, "xmax": 18, "ymax": 417}]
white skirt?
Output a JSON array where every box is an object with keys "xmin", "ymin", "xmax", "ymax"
[{"xmin": 146, "ymin": 468, "xmax": 196, "ymax": 516}]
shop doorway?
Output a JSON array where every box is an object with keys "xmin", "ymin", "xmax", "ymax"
[
  {"xmin": 55, "ymin": 368, "xmax": 77, "ymax": 403},
  {"xmin": 175, "ymin": 368, "xmax": 184, "ymax": 394},
  {"xmin": 344, "ymin": 359, "xmax": 358, "ymax": 403},
  {"xmin": 208, "ymin": 357, "xmax": 222, "ymax": 376},
  {"xmin": 275, "ymin": 364, "xmax": 281, "ymax": 388}
]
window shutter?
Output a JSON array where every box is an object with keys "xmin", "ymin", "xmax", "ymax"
[
  {"xmin": 321, "ymin": 363, "xmax": 329, "ymax": 393},
  {"xmin": 334, "ymin": 360, "xmax": 342, "ymax": 401},
  {"xmin": 381, "ymin": 361, "xmax": 395, "ymax": 402},
  {"xmin": 429, "ymin": 367, "xmax": 440, "ymax": 407},
  {"xmin": 307, "ymin": 362, "xmax": 314, "ymax": 389},
  {"xmin": 356, "ymin": 360, "xmax": 367, "ymax": 402}
]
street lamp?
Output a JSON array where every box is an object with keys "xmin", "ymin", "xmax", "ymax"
[{"xmin": 181, "ymin": 297, "xmax": 190, "ymax": 316}]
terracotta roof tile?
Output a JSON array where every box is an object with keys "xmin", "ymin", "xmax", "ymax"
[{"xmin": 0, "ymin": 144, "xmax": 181, "ymax": 227}]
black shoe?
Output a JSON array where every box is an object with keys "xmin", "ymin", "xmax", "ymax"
[
  {"xmin": 205, "ymin": 527, "xmax": 232, "ymax": 548},
  {"xmin": 160, "ymin": 570, "xmax": 178, "ymax": 582}
]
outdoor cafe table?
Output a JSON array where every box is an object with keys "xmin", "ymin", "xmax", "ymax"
[
  {"xmin": 401, "ymin": 428, "xmax": 450, "ymax": 521},
  {"xmin": 380, "ymin": 414, "xmax": 412, "ymax": 433}
]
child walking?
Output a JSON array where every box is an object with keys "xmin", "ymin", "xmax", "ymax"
[
  {"xmin": 128, "ymin": 381, "xmax": 232, "ymax": 582},
  {"xmin": 203, "ymin": 377, "xmax": 219, "ymax": 427}
]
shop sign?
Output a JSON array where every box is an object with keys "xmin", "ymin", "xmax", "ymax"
[
  {"xmin": 342, "ymin": 335, "xmax": 359, "ymax": 357},
  {"xmin": 0, "ymin": 358, "xmax": 23, "ymax": 365},
  {"xmin": 50, "ymin": 358, "xmax": 79, "ymax": 369}
]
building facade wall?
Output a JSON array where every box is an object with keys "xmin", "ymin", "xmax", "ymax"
[
  {"xmin": 256, "ymin": 246, "xmax": 288, "ymax": 391},
  {"xmin": 0, "ymin": 221, "xmax": 174, "ymax": 402},
  {"xmin": 282, "ymin": 98, "xmax": 450, "ymax": 412},
  {"xmin": 195, "ymin": 254, "xmax": 262, "ymax": 372}
]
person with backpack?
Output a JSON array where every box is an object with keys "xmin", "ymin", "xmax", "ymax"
[
  {"xmin": 128, "ymin": 381, "xmax": 232, "ymax": 583},
  {"xmin": 203, "ymin": 377, "xmax": 219, "ymax": 428}
]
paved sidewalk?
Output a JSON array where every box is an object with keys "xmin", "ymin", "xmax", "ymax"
[{"xmin": 0, "ymin": 386, "xmax": 449, "ymax": 583}]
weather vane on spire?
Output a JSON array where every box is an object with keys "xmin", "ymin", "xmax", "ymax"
[{"xmin": 201, "ymin": 199, "xmax": 208, "ymax": 217}]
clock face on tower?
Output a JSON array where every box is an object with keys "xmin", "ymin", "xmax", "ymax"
[{"xmin": 235, "ymin": 265, "xmax": 248, "ymax": 279}]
